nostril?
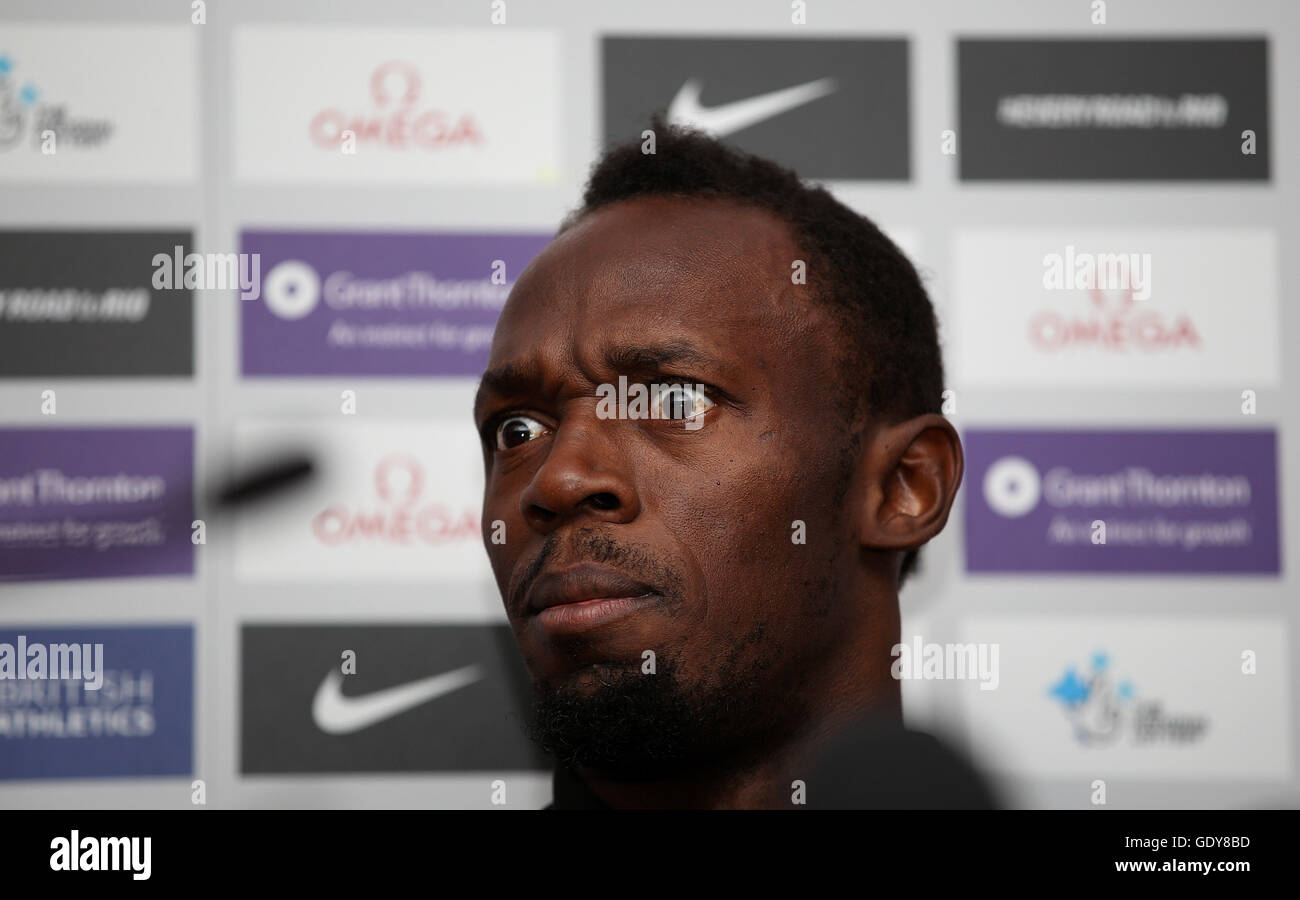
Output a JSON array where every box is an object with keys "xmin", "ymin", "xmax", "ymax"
[{"xmin": 587, "ymin": 492, "xmax": 619, "ymax": 511}]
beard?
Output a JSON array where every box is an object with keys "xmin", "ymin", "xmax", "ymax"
[
  {"xmin": 529, "ymin": 624, "xmax": 792, "ymax": 782},
  {"xmin": 513, "ymin": 527, "xmax": 820, "ymax": 781}
]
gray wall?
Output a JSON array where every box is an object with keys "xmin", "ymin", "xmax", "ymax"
[{"xmin": 0, "ymin": 0, "xmax": 1295, "ymax": 809}]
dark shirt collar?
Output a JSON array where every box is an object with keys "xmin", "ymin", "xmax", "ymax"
[
  {"xmin": 543, "ymin": 721, "xmax": 997, "ymax": 809},
  {"xmin": 547, "ymin": 765, "xmax": 610, "ymax": 809}
]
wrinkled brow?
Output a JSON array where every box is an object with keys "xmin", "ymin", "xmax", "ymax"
[
  {"xmin": 474, "ymin": 361, "xmax": 536, "ymax": 420},
  {"xmin": 474, "ymin": 340, "xmax": 714, "ymax": 418},
  {"xmin": 477, "ymin": 361, "xmax": 535, "ymax": 399},
  {"xmin": 602, "ymin": 340, "xmax": 710, "ymax": 372}
]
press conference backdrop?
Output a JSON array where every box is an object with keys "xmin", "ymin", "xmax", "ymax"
[{"xmin": 0, "ymin": 0, "xmax": 1295, "ymax": 809}]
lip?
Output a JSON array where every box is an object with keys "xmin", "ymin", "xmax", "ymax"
[{"xmin": 524, "ymin": 563, "xmax": 660, "ymax": 634}]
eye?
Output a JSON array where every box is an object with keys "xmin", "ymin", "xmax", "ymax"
[
  {"xmin": 650, "ymin": 382, "xmax": 714, "ymax": 422},
  {"xmin": 495, "ymin": 415, "xmax": 546, "ymax": 451}
]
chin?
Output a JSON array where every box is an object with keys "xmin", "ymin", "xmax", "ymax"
[{"xmin": 535, "ymin": 658, "xmax": 643, "ymax": 696}]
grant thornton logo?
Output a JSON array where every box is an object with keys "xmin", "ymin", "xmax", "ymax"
[
  {"xmin": 1048, "ymin": 651, "xmax": 1209, "ymax": 747},
  {"xmin": 982, "ymin": 455, "xmax": 1041, "ymax": 518}
]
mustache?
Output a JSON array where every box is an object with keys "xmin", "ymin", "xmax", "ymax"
[{"xmin": 509, "ymin": 529, "xmax": 686, "ymax": 616}]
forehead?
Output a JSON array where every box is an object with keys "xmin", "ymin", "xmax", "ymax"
[{"xmin": 490, "ymin": 196, "xmax": 823, "ymax": 368}]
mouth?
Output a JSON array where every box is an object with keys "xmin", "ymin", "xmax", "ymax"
[{"xmin": 524, "ymin": 563, "xmax": 662, "ymax": 635}]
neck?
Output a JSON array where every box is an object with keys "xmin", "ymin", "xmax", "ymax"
[{"xmin": 576, "ymin": 613, "xmax": 902, "ymax": 809}]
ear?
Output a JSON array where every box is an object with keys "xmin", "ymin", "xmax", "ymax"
[{"xmin": 855, "ymin": 414, "xmax": 964, "ymax": 554}]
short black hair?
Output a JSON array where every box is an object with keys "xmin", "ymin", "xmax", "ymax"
[{"xmin": 562, "ymin": 116, "xmax": 945, "ymax": 586}]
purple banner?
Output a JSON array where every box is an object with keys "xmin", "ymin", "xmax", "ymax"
[
  {"xmin": 964, "ymin": 429, "xmax": 1280, "ymax": 573},
  {"xmin": 0, "ymin": 428, "xmax": 194, "ymax": 582},
  {"xmin": 240, "ymin": 230, "xmax": 549, "ymax": 376}
]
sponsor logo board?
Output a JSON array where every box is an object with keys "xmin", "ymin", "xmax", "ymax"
[
  {"xmin": 234, "ymin": 27, "xmax": 560, "ymax": 183},
  {"xmin": 603, "ymin": 37, "xmax": 909, "ymax": 179},
  {"xmin": 0, "ymin": 26, "xmax": 196, "ymax": 182},
  {"xmin": 240, "ymin": 230, "xmax": 548, "ymax": 376},
  {"xmin": 952, "ymin": 230, "xmax": 1278, "ymax": 387},
  {"xmin": 0, "ymin": 428, "xmax": 195, "ymax": 582},
  {"xmin": 240, "ymin": 624, "xmax": 545, "ymax": 773},
  {"xmin": 965, "ymin": 429, "xmax": 1279, "ymax": 574},
  {"xmin": 0, "ymin": 625, "xmax": 193, "ymax": 780},
  {"xmin": 958, "ymin": 39, "xmax": 1269, "ymax": 180},
  {"xmin": 958, "ymin": 617, "xmax": 1288, "ymax": 778},
  {"xmin": 233, "ymin": 420, "xmax": 490, "ymax": 585}
]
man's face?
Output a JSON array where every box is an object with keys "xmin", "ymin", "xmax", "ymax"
[{"xmin": 475, "ymin": 196, "xmax": 870, "ymax": 773}]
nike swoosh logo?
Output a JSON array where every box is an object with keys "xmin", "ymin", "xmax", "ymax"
[
  {"xmin": 311, "ymin": 664, "xmax": 484, "ymax": 735},
  {"xmin": 668, "ymin": 76, "xmax": 838, "ymax": 137}
]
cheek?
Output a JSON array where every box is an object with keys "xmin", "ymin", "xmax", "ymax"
[
  {"xmin": 652, "ymin": 449, "xmax": 840, "ymax": 619},
  {"xmin": 481, "ymin": 472, "xmax": 526, "ymax": 585}
]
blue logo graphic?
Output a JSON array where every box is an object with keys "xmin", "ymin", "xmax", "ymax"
[
  {"xmin": 1048, "ymin": 651, "xmax": 1137, "ymax": 746},
  {"xmin": 1048, "ymin": 650, "xmax": 1208, "ymax": 747},
  {"xmin": 0, "ymin": 52, "xmax": 110, "ymax": 151}
]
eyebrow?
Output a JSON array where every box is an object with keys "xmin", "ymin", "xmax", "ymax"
[
  {"xmin": 474, "ymin": 361, "xmax": 536, "ymax": 421},
  {"xmin": 474, "ymin": 340, "xmax": 715, "ymax": 420},
  {"xmin": 477, "ymin": 361, "xmax": 535, "ymax": 400},
  {"xmin": 603, "ymin": 340, "xmax": 710, "ymax": 372}
]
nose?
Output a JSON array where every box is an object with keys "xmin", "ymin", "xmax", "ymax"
[{"xmin": 518, "ymin": 414, "xmax": 639, "ymax": 534}]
